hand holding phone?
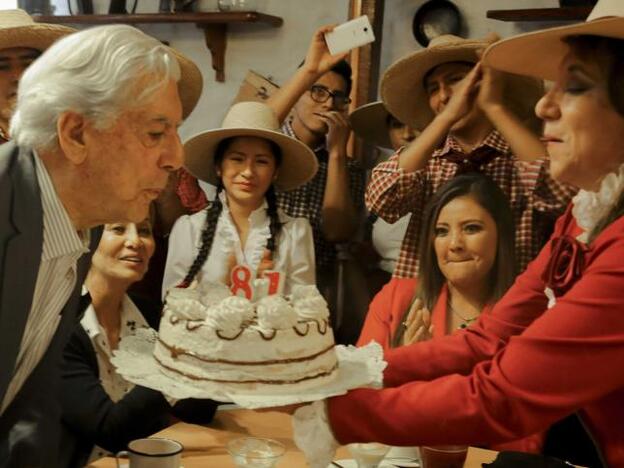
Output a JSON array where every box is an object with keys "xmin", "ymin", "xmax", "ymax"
[{"xmin": 324, "ymin": 15, "xmax": 375, "ymax": 56}]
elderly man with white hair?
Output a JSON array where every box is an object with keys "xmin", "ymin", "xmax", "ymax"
[{"xmin": 0, "ymin": 24, "xmax": 201, "ymax": 465}]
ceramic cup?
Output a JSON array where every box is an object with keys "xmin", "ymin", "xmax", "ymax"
[{"xmin": 115, "ymin": 438, "xmax": 183, "ymax": 468}]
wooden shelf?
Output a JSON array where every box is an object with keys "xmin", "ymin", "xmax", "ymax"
[
  {"xmin": 33, "ymin": 12, "xmax": 283, "ymax": 82},
  {"xmin": 487, "ymin": 7, "xmax": 591, "ymax": 22}
]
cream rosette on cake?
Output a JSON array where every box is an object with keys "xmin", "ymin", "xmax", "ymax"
[
  {"xmin": 290, "ymin": 285, "xmax": 330, "ymax": 321},
  {"xmin": 204, "ymin": 296, "xmax": 255, "ymax": 335},
  {"xmin": 164, "ymin": 287, "xmax": 207, "ymax": 321},
  {"xmin": 256, "ymin": 295, "xmax": 299, "ymax": 331}
]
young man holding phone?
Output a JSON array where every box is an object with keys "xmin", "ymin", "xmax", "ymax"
[{"xmin": 265, "ymin": 26, "xmax": 366, "ymax": 342}]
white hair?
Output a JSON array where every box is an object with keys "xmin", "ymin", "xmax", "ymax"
[{"xmin": 10, "ymin": 24, "xmax": 181, "ymax": 150}]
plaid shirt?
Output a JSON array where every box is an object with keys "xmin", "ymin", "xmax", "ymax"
[
  {"xmin": 366, "ymin": 131, "xmax": 577, "ymax": 278},
  {"xmin": 279, "ymin": 120, "xmax": 366, "ymax": 270}
]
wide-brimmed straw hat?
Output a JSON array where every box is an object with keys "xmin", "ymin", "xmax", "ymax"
[
  {"xmin": 483, "ymin": 0, "xmax": 624, "ymax": 81},
  {"xmin": 0, "ymin": 9, "xmax": 74, "ymax": 52},
  {"xmin": 184, "ymin": 101, "xmax": 318, "ymax": 191},
  {"xmin": 167, "ymin": 47, "xmax": 202, "ymax": 119},
  {"xmin": 380, "ymin": 34, "xmax": 544, "ymax": 131},
  {"xmin": 349, "ymin": 101, "xmax": 394, "ymax": 149}
]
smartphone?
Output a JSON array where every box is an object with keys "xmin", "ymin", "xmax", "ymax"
[{"xmin": 324, "ymin": 15, "xmax": 375, "ymax": 56}]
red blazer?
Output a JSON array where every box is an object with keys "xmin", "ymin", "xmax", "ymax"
[
  {"xmin": 329, "ymin": 207, "xmax": 624, "ymax": 466},
  {"xmin": 357, "ymin": 279, "xmax": 491, "ymax": 349}
]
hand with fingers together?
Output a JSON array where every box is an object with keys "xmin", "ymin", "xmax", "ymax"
[
  {"xmin": 319, "ymin": 110, "xmax": 351, "ymax": 158},
  {"xmin": 401, "ymin": 298, "xmax": 433, "ymax": 346},
  {"xmin": 438, "ymin": 62, "xmax": 483, "ymax": 125},
  {"xmin": 476, "ymin": 63, "xmax": 505, "ymax": 114}
]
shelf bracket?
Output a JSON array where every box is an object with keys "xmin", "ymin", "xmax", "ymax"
[{"xmin": 198, "ymin": 23, "xmax": 227, "ymax": 82}]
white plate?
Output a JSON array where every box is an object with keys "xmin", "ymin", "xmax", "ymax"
[{"xmin": 112, "ymin": 328, "xmax": 386, "ymax": 409}]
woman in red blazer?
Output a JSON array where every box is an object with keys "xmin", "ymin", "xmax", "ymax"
[
  {"xmin": 356, "ymin": 173, "xmax": 516, "ymax": 350},
  {"xmin": 288, "ymin": 3, "xmax": 624, "ymax": 467}
]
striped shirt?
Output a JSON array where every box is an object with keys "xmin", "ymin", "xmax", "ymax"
[
  {"xmin": 0, "ymin": 152, "xmax": 89, "ymax": 414},
  {"xmin": 366, "ymin": 131, "xmax": 578, "ymax": 278}
]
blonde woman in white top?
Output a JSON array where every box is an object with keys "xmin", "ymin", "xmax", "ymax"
[{"xmin": 163, "ymin": 102, "xmax": 318, "ymax": 296}]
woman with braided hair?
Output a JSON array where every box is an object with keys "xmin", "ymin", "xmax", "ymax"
[{"xmin": 162, "ymin": 102, "xmax": 318, "ymax": 296}]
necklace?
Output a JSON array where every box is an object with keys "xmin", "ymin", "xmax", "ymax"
[{"xmin": 447, "ymin": 299, "xmax": 479, "ymax": 329}]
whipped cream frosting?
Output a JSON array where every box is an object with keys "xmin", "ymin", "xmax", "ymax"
[
  {"xmin": 204, "ymin": 296, "xmax": 255, "ymax": 333},
  {"xmin": 291, "ymin": 285, "xmax": 330, "ymax": 321},
  {"xmin": 256, "ymin": 295, "xmax": 299, "ymax": 330},
  {"xmin": 165, "ymin": 288, "xmax": 206, "ymax": 320},
  {"xmin": 198, "ymin": 281, "xmax": 233, "ymax": 307}
]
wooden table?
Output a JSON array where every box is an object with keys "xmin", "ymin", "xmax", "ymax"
[{"xmin": 88, "ymin": 408, "xmax": 498, "ymax": 467}]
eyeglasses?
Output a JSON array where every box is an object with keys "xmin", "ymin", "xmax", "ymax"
[{"xmin": 308, "ymin": 84, "xmax": 351, "ymax": 109}]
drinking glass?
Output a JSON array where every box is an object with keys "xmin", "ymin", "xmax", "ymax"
[
  {"xmin": 227, "ymin": 437, "xmax": 286, "ymax": 468},
  {"xmin": 420, "ymin": 445, "xmax": 468, "ymax": 468},
  {"xmin": 347, "ymin": 443, "xmax": 391, "ymax": 468}
]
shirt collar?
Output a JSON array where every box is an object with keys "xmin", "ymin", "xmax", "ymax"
[
  {"xmin": 434, "ymin": 129, "xmax": 511, "ymax": 158},
  {"xmin": 33, "ymin": 151, "xmax": 90, "ymax": 261},
  {"xmin": 218, "ymin": 190, "xmax": 270, "ymax": 227},
  {"xmin": 282, "ymin": 119, "xmax": 326, "ymax": 154},
  {"xmin": 80, "ymin": 294, "xmax": 149, "ymax": 342}
]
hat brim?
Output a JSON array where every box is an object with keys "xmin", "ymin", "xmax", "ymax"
[
  {"xmin": 349, "ymin": 102, "xmax": 393, "ymax": 149},
  {"xmin": 184, "ymin": 128, "xmax": 318, "ymax": 192},
  {"xmin": 0, "ymin": 23, "xmax": 75, "ymax": 52},
  {"xmin": 381, "ymin": 41, "xmax": 544, "ymax": 132},
  {"xmin": 482, "ymin": 17, "xmax": 624, "ymax": 81},
  {"xmin": 168, "ymin": 48, "xmax": 202, "ymax": 120}
]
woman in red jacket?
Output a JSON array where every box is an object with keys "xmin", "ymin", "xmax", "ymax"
[
  {"xmin": 287, "ymin": 2, "xmax": 624, "ymax": 467},
  {"xmin": 357, "ymin": 173, "xmax": 516, "ymax": 350}
]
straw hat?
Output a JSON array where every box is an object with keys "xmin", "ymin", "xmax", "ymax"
[
  {"xmin": 0, "ymin": 9, "xmax": 74, "ymax": 52},
  {"xmin": 483, "ymin": 0, "xmax": 624, "ymax": 81},
  {"xmin": 184, "ymin": 102, "xmax": 318, "ymax": 191},
  {"xmin": 349, "ymin": 101, "xmax": 394, "ymax": 149},
  {"xmin": 167, "ymin": 47, "xmax": 202, "ymax": 120},
  {"xmin": 380, "ymin": 34, "xmax": 544, "ymax": 131}
]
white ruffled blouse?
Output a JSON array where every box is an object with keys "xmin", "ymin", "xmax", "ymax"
[{"xmin": 162, "ymin": 192, "xmax": 316, "ymax": 297}]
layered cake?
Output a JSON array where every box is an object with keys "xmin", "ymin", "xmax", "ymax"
[{"xmin": 154, "ymin": 283, "xmax": 338, "ymax": 392}]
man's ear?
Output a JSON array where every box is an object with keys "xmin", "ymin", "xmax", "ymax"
[{"xmin": 57, "ymin": 111, "xmax": 89, "ymax": 165}]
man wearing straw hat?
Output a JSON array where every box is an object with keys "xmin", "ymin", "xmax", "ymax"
[
  {"xmin": 0, "ymin": 24, "xmax": 201, "ymax": 465},
  {"xmin": 367, "ymin": 34, "xmax": 578, "ymax": 281},
  {"xmin": 0, "ymin": 9, "xmax": 74, "ymax": 143}
]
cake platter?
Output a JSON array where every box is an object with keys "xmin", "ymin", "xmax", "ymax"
[{"xmin": 111, "ymin": 327, "xmax": 387, "ymax": 409}]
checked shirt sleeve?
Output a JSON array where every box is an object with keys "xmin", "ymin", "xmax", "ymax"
[{"xmin": 365, "ymin": 152, "xmax": 427, "ymax": 223}]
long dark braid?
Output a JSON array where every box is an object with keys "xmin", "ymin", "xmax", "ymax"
[
  {"xmin": 265, "ymin": 184, "xmax": 283, "ymax": 253},
  {"xmin": 179, "ymin": 183, "xmax": 224, "ymax": 287}
]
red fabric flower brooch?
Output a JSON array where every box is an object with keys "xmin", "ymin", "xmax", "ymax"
[{"xmin": 542, "ymin": 235, "xmax": 588, "ymax": 297}]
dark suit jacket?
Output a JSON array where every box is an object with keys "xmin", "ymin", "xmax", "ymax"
[
  {"xmin": 59, "ymin": 295, "xmax": 218, "ymax": 468},
  {"xmin": 0, "ymin": 142, "xmax": 98, "ymax": 467}
]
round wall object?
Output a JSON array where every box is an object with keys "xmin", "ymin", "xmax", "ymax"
[{"xmin": 412, "ymin": 0, "xmax": 462, "ymax": 47}]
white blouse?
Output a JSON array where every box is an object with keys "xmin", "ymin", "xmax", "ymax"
[
  {"xmin": 80, "ymin": 293, "xmax": 150, "ymax": 462},
  {"xmin": 371, "ymin": 213, "xmax": 411, "ymax": 274},
  {"xmin": 162, "ymin": 193, "xmax": 316, "ymax": 297}
]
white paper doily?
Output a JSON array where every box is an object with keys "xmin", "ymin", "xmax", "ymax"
[{"xmin": 111, "ymin": 328, "xmax": 386, "ymax": 408}]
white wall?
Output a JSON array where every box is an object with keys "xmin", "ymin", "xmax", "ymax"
[
  {"xmin": 41, "ymin": 1, "xmax": 578, "ymax": 132},
  {"xmin": 50, "ymin": 0, "xmax": 349, "ymax": 139}
]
